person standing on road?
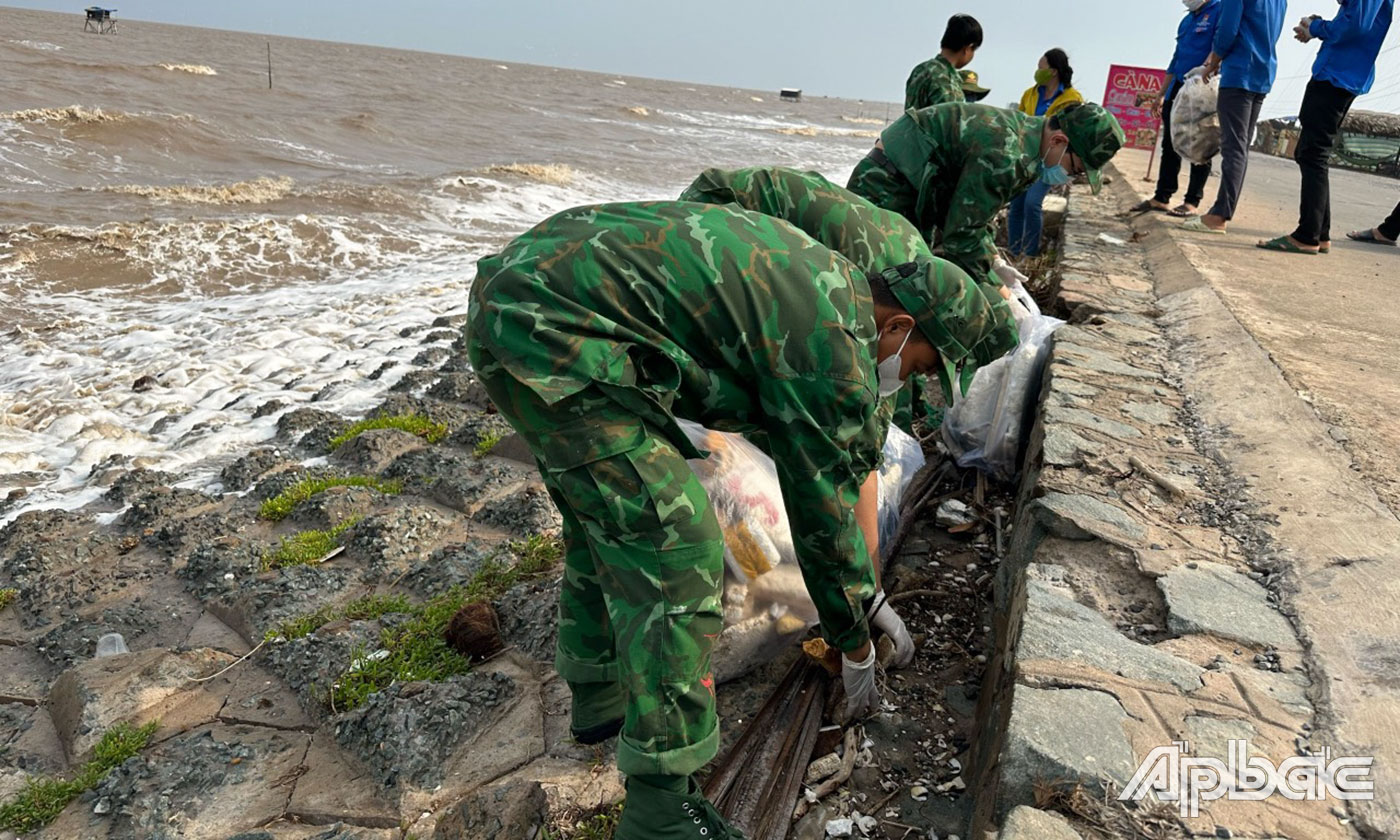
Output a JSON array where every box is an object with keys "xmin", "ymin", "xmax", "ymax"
[
  {"xmin": 1257, "ymin": 0, "xmax": 1394, "ymax": 255},
  {"xmin": 1133, "ymin": 0, "xmax": 1221, "ymax": 217},
  {"xmin": 1006, "ymin": 49, "xmax": 1084, "ymax": 256},
  {"xmin": 465, "ymin": 199, "xmax": 1011, "ymax": 840},
  {"xmin": 846, "ymin": 102, "xmax": 1125, "ymax": 283},
  {"xmin": 1181, "ymin": 0, "xmax": 1287, "ymax": 234},
  {"xmin": 904, "ymin": 14, "xmax": 983, "ymax": 110},
  {"xmin": 1346, "ymin": 199, "xmax": 1400, "ymax": 247}
]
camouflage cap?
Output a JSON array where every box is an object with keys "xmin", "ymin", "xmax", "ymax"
[
  {"xmin": 959, "ymin": 69, "xmax": 990, "ymax": 102},
  {"xmin": 1055, "ymin": 102, "xmax": 1125, "ymax": 194},
  {"xmin": 875, "ymin": 258, "xmax": 1018, "ymax": 399}
]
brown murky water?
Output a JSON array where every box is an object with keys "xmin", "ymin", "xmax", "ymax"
[{"xmin": 0, "ymin": 7, "xmax": 893, "ymax": 522}]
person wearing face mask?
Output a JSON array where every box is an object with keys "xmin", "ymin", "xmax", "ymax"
[
  {"xmin": 847, "ymin": 101, "xmax": 1125, "ymax": 283},
  {"xmin": 1131, "ymin": 0, "xmax": 1221, "ymax": 218},
  {"xmin": 466, "ymin": 198, "xmax": 1014, "ymax": 840},
  {"xmin": 1006, "ymin": 48, "xmax": 1085, "ymax": 256},
  {"xmin": 904, "ymin": 13, "xmax": 984, "ymax": 110},
  {"xmin": 678, "ymin": 164, "xmax": 1017, "ymax": 445}
]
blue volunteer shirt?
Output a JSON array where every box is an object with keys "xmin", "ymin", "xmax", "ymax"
[
  {"xmin": 1213, "ymin": 0, "xmax": 1288, "ymax": 93},
  {"xmin": 1309, "ymin": 0, "xmax": 1395, "ymax": 95},
  {"xmin": 1167, "ymin": 0, "xmax": 1222, "ymax": 96}
]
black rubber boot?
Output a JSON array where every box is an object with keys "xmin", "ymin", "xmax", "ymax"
[{"xmin": 614, "ymin": 775, "xmax": 747, "ymax": 840}]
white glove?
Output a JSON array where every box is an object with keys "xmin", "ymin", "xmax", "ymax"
[
  {"xmin": 841, "ymin": 646, "xmax": 880, "ymax": 720},
  {"xmin": 991, "ymin": 257, "xmax": 1029, "ymax": 290},
  {"xmin": 869, "ymin": 590, "xmax": 915, "ymax": 668}
]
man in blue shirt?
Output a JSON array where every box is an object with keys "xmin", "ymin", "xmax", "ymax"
[
  {"xmin": 1135, "ymin": 0, "xmax": 1222, "ymax": 217},
  {"xmin": 1258, "ymin": 0, "xmax": 1395, "ymax": 254},
  {"xmin": 1182, "ymin": 0, "xmax": 1287, "ymax": 234}
]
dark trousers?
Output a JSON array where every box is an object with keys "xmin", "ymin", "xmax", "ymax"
[
  {"xmin": 1291, "ymin": 78, "xmax": 1357, "ymax": 246},
  {"xmin": 1207, "ymin": 87, "xmax": 1266, "ymax": 221},
  {"xmin": 1154, "ymin": 83, "xmax": 1213, "ymax": 207},
  {"xmin": 1380, "ymin": 200, "xmax": 1400, "ymax": 242}
]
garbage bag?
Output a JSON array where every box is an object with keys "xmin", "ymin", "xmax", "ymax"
[
  {"xmin": 678, "ymin": 420, "xmax": 924, "ymax": 681},
  {"xmin": 941, "ymin": 280, "xmax": 1063, "ymax": 483},
  {"xmin": 1170, "ymin": 70, "xmax": 1220, "ymax": 166}
]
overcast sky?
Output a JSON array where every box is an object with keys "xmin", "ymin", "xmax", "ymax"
[{"xmin": 6, "ymin": 0, "xmax": 1400, "ymax": 117}]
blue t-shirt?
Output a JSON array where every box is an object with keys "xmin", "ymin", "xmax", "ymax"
[
  {"xmin": 1213, "ymin": 0, "xmax": 1287, "ymax": 94},
  {"xmin": 1034, "ymin": 84, "xmax": 1063, "ymax": 116},
  {"xmin": 1310, "ymin": 0, "xmax": 1394, "ymax": 95},
  {"xmin": 1167, "ymin": 0, "xmax": 1222, "ymax": 96}
]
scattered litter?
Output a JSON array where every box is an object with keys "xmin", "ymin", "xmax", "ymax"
[
  {"xmin": 935, "ymin": 499, "xmax": 974, "ymax": 528},
  {"xmin": 910, "ymin": 784, "xmax": 929, "ymax": 801},
  {"xmin": 806, "ymin": 751, "xmax": 843, "ymax": 784},
  {"xmin": 96, "ymin": 632, "xmax": 129, "ymax": 658},
  {"xmin": 1097, "ymin": 233, "xmax": 1127, "ymax": 246},
  {"xmin": 826, "ymin": 817, "xmax": 855, "ymax": 837},
  {"xmin": 853, "ymin": 812, "xmax": 878, "ymax": 834}
]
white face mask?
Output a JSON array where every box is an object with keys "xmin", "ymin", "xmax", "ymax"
[
  {"xmin": 876, "ymin": 329, "xmax": 912, "ymax": 398},
  {"xmin": 1182, "ymin": 0, "xmax": 1207, "ymax": 11}
]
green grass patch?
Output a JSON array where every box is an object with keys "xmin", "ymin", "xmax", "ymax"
[
  {"xmin": 264, "ymin": 592, "xmax": 415, "ymax": 643},
  {"xmin": 0, "ymin": 588, "xmax": 16, "ymax": 612},
  {"xmin": 327, "ymin": 534, "xmax": 562, "ymax": 711},
  {"xmin": 327, "ymin": 414, "xmax": 448, "ymax": 451},
  {"xmin": 0, "ymin": 721, "xmax": 158, "ymax": 834},
  {"xmin": 472, "ymin": 429, "xmax": 507, "ymax": 458},
  {"xmin": 542, "ymin": 804, "xmax": 623, "ymax": 840},
  {"xmin": 261, "ymin": 517, "xmax": 361, "ymax": 572},
  {"xmin": 258, "ymin": 475, "xmax": 402, "ymax": 521}
]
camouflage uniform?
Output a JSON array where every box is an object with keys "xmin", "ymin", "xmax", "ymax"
[
  {"xmin": 466, "ymin": 200, "xmax": 1009, "ymax": 777},
  {"xmin": 678, "ymin": 165, "xmax": 1011, "ymax": 427},
  {"xmin": 904, "ymin": 54, "xmax": 965, "ymax": 111},
  {"xmin": 848, "ymin": 102, "xmax": 1126, "ymax": 282},
  {"xmin": 847, "ymin": 103, "xmax": 1045, "ymax": 283}
]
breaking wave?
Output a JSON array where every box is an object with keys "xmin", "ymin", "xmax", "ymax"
[
  {"xmin": 483, "ymin": 163, "xmax": 576, "ymax": 186},
  {"xmin": 106, "ymin": 176, "xmax": 295, "ymax": 205},
  {"xmin": 771, "ymin": 125, "xmax": 880, "ymax": 139},
  {"xmin": 841, "ymin": 115, "xmax": 885, "ymax": 125},
  {"xmin": 158, "ymin": 63, "xmax": 217, "ymax": 75},
  {"xmin": 1, "ymin": 105, "xmax": 127, "ymax": 125}
]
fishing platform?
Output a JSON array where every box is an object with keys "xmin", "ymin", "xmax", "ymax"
[{"xmin": 83, "ymin": 6, "xmax": 117, "ymax": 34}]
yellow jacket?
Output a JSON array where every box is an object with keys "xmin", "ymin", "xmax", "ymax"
[{"xmin": 1017, "ymin": 84, "xmax": 1083, "ymax": 118}]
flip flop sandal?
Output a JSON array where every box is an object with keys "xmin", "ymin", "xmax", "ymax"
[
  {"xmin": 1181, "ymin": 217, "xmax": 1226, "ymax": 235},
  {"xmin": 1346, "ymin": 229, "xmax": 1398, "ymax": 247},
  {"xmin": 1256, "ymin": 235, "xmax": 1318, "ymax": 254},
  {"xmin": 1319, "ymin": 243, "xmax": 1330, "ymax": 254},
  {"xmin": 1167, "ymin": 204, "xmax": 1197, "ymax": 217},
  {"xmin": 1129, "ymin": 199, "xmax": 1167, "ymax": 214}
]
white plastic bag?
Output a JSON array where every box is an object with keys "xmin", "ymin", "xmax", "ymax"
[
  {"xmin": 677, "ymin": 421, "xmax": 924, "ymax": 681},
  {"xmin": 941, "ymin": 280, "xmax": 1063, "ymax": 482},
  {"xmin": 1170, "ymin": 70, "xmax": 1221, "ymax": 166}
]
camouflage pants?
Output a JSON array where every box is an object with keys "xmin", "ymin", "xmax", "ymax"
[
  {"xmin": 474, "ymin": 354, "xmax": 724, "ymax": 777},
  {"xmin": 846, "ymin": 152, "xmax": 919, "ymax": 229}
]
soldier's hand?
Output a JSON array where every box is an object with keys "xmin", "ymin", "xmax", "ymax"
[
  {"xmin": 991, "ymin": 257, "xmax": 1029, "ymax": 290},
  {"xmin": 869, "ymin": 592, "xmax": 915, "ymax": 668},
  {"xmin": 841, "ymin": 644, "xmax": 881, "ymax": 719}
]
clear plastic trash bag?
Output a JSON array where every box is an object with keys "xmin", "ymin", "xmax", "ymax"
[
  {"xmin": 941, "ymin": 280, "xmax": 1063, "ymax": 483},
  {"xmin": 677, "ymin": 420, "xmax": 924, "ymax": 681},
  {"xmin": 1170, "ymin": 69, "xmax": 1221, "ymax": 167}
]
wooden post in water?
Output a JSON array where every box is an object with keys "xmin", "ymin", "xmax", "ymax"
[{"xmin": 267, "ymin": 42, "xmax": 273, "ymax": 89}]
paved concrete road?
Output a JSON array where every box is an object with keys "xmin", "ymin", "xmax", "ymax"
[{"xmin": 1118, "ymin": 146, "xmax": 1400, "ymax": 515}]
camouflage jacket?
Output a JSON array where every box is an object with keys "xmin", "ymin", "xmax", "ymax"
[
  {"xmin": 679, "ymin": 165, "xmax": 1019, "ymax": 404},
  {"xmin": 904, "ymin": 54, "xmax": 966, "ymax": 111},
  {"xmin": 679, "ymin": 166, "xmax": 931, "ymax": 274},
  {"xmin": 468, "ymin": 201, "xmax": 881, "ymax": 650},
  {"xmin": 882, "ymin": 103, "xmax": 1044, "ymax": 280}
]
